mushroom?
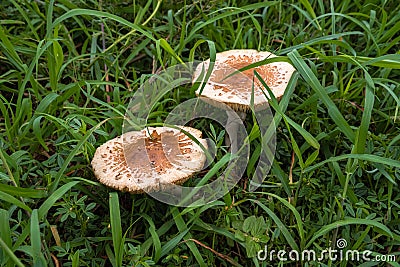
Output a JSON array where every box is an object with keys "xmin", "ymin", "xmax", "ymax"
[
  {"xmin": 91, "ymin": 126, "xmax": 207, "ymax": 193},
  {"xmin": 192, "ymin": 49, "xmax": 295, "ymax": 149}
]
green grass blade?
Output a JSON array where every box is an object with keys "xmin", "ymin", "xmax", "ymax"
[
  {"xmin": 279, "ymin": 32, "xmax": 363, "ymax": 55},
  {"xmin": 51, "ymin": 9, "xmax": 155, "ymax": 41},
  {"xmin": 141, "ymin": 214, "xmax": 162, "ymax": 262},
  {"xmin": 48, "ymin": 119, "xmax": 108, "ymax": 193},
  {"xmin": 157, "ymin": 38, "xmax": 184, "ymax": 64},
  {"xmin": 0, "ymin": 184, "xmax": 47, "ymax": 199},
  {"xmin": 305, "ymin": 218, "xmax": 394, "ymax": 249},
  {"xmin": 0, "ymin": 191, "xmax": 32, "ymax": 212},
  {"xmin": 71, "ymin": 250, "xmax": 80, "ymax": 267},
  {"xmin": 296, "ymin": 0, "xmax": 321, "ymax": 30},
  {"xmin": 30, "ymin": 209, "xmax": 46, "ymax": 267},
  {"xmin": 255, "ymin": 193, "xmax": 305, "ymax": 248},
  {"xmin": 288, "ymin": 50, "xmax": 355, "ymax": 143},
  {"xmin": 249, "ymin": 200, "xmax": 299, "ymax": 251},
  {"xmin": 186, "ymin": 2, "xmax": 278, "ymax": 43},
  {"xmin": 0, "ymin": 209, "xmax": 13, "ymax": 266},
  {"xmin": 109, "ymin": 192, "xmax": 123, "ymax": 267},
  {"xmin": 9, "ymin": 0, "xmax": 40, "ymax": 40},
  {"xmin": 38, "ymin": 181, "xmax": 79, "ymax": 219},
  {"xmin": 255, "ymin": 71, "xmax": 320, "ymax": 150},
  {"xmin": 171, "ymin": 207, "xmax": 206, "ymax": 266},
  {"xmin": 305, "ymin": 154, "xmax": 400, "ymax": 174},
  {"xmin": 0, "ymin": 25, "xmax": 26, "ymax": 72},
  {"xmin": 0, "ymin": 236, "xmax": 25, "ymax": 267},
  {"xmin": 140, "ymin": 220, "xmax": 175, "ymax": 256},
  {"xmin": 159, "ymin": 229, "xmax": 189, "ymax": 258}
]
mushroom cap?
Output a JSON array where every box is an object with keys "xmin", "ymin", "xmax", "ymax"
[
  {"xmin": 192, "ymin": 49, "xmax": 296, "ymax": 112},
  {"xmin": 91, "ymin": 126, "xmax": 207, "ymax": 193}
]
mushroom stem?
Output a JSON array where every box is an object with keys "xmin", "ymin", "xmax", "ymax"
[{"xmin": 225, "ymin": 110, "xmax": 247, "ymax": 153}]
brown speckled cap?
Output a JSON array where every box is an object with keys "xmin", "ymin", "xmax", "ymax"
[
  {"xmin": 193, "ymin": 49, "xmax": 296, "ymax": 112},
  {"xmin": 91, "ymin": 126, "xmax": 207, "ymax": 193}
]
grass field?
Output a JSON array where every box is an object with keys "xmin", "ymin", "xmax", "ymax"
[{"xmin": 0, "ymin": 0, "xmax": 400, "ymax": 266}]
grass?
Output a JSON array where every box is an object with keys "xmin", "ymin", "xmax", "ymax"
[{"xmin": 0, "ymin": 0, "xmax": 400, "ymax": 266}]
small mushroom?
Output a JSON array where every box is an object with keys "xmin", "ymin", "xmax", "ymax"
[
  {"xmin": 192, "ymin": 49, "xmax": 295, "ymax": 149},
  {"xmin": 91, "ymin": 126, "xmax": 207, "ymax": 193}
]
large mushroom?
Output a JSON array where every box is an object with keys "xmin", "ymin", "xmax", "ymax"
[
  {"xmin": 91, "ymin": 126, "xmax": 207, "ymax": 193},
  {"xmin": 192, "ymin": 49, "xmax": 295, "ymax": 149}
]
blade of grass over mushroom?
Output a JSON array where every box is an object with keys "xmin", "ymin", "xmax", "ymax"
[
  {"xmin": 288, "ymin": 50, "xmax": 355, "ymax": 143},
  {"xmin": 254, "ymin": 71, "xmax": 310, "ymax": 169},
  {"xmin": 305, "ymin": 218, "xmax": 395, "ymax": 249},
  {"xmin": 254, "ymin": 71, "xmax": 319, "ymax": 169},
  {"xmin": 192, "ymin": 41, "xmax": 216, "ymax": 97},
  {"xmin": 223, "ymin": 55, "xmax": 293, "ymax": 81},
  {"xmin": 161, "ymin": 123, "xmax": 213, "ymax": 164},
  {"xmin": 255, "ymin": 71, "xmax": 320, "ymax": 151},
  {"xmin": 109, "ymin": 192, "xmax": 123, "ymax": 267},
  {"xmin": 262, "ymin": 72, "xmax": 299, "ymax": 150}
]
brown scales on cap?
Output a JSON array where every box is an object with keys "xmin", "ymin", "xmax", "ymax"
[
  {"xmin": 211, "ymin": 55, "xmax": 278, "ymax": 88},
  {"xmin": 125, "ymin": 130, "xmax": 193, "ymax": 174},
  {"xmin": 193, "ymin": 49, "xmax": 296, "ymax": 112},
  {"xmin": 91, "ymin": 127, "xmax": 207, "ymax": 193}
]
